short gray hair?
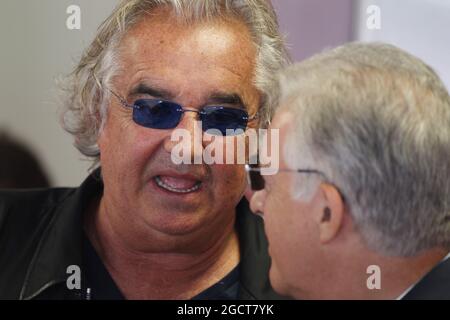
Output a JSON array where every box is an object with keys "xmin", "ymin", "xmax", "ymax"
[
  {"xmin": 278, "ymin": 42, "xmax": 450, "ymax": 256},
  {"xmin": 61, "ymin": 0, "xmax": 290, "ymax": 162}
]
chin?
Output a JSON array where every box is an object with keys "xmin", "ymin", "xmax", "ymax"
[{"xmin": 140, "ymin": 210, "xmax": 209, "ymax": 236}]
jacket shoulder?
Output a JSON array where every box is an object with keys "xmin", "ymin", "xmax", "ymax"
[
  {"xmin": 0, "ymin": 187, "xmax": 77, "ymax": 245},
  {"xmin": 0, "ymin": 187, "xmax": 75, "ymax": 226},
  {"xmin": 0, "ymin": 188, "xmax": 76, "ymax": 299}
]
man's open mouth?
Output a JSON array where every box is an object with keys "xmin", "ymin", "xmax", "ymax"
[{"xmin": 154, "ymin": 175, "xmax": 202, "ymax": 194}]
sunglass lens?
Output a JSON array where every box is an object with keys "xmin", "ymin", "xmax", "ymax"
[
  {"xmin": 133, "ymin": 99, "xmax": 182, "ymax": 129},
  {"xmin": 202, "ymin": 107, "xmax": 248, "ymax": 136}
]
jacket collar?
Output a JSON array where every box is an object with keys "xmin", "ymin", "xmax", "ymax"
[{"xmin": 403, "ymin": 253, "xmax": 450, "ymax": 300}]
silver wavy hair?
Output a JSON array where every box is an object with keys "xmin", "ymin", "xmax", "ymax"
[
  {"xmin": 61, "ymin": 0, "xmax": 290, "ymax": 163},
  {"xmin": 278, "ymin": 42, "xmax": 450, "ymax": 256}
]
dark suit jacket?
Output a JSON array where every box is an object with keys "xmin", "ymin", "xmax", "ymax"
[{"xmin": 403, "ymin": 256, "xmax": 450, "ymax": 300}]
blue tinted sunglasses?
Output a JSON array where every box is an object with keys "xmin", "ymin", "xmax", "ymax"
[{"xmin": 109, "ymin": 90, "xmax": 258, "ymax": 136}]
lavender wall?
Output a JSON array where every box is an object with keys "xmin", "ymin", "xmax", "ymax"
[{"xmin": 272, "ymin": 0, "xmax": 354, "ymax": 62}]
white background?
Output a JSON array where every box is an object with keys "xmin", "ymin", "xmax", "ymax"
[
  {"xmin": 354, "ymin": 0, "xmax": 450, "ymax": 91},
  {"xmin": 0, "ymin": 0, "xmax": 118, "ymax": 186}
]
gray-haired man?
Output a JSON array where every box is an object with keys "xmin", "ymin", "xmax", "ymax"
[{"xmin": 250, "ymin": 42, "xmax": 450, "ymax": 299}]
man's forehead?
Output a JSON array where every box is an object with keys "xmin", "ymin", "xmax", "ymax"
[
  {"xmin": 116, "ymin": 18, "xmax": 259, "ymax": 108},
  {"xmin": 121, "ymin": 9, "xmax": 255, "ymax": 56},
  {"xmin": 121, "ymin": 15, "xmax": 256, "ymax": 72}
]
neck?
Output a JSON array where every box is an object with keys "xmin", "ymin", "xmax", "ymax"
[{"xmin": 84, "ymin": 196, "xmax": 240, "ymax": 299}]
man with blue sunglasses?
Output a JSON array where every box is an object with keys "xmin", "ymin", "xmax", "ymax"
[{"xmin": 0, "ymin": 0, "xmax": 290, "ymax": 300}]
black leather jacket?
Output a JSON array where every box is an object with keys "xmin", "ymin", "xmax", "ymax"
[{"xmin": 0, "ymin": 169, "xmax": 283, "ymax": 300}]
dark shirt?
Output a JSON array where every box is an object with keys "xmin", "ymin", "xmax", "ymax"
[{"xmin": 83, "ymin": 233, "xmax": 240, "ymax": 300}]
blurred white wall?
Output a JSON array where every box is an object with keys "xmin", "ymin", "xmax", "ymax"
[
  {"xmin": 354, "ymin": 0, "xmax": 450, "ymax": 91},
  {"xmin": 0, "ymin": 0, "xmax": 118, "ymax": 186}
]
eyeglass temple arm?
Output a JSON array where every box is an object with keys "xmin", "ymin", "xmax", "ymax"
[
  {"xmin": 108, "ymin": 88, "xmax": 134, "ymax": 109},
  {"xmin": 245, "ymin": 166, "xmax": 323, "ymax": 175},
  {"xmin": 248, "ymin": 112, "xmax": 259, "ymax": 120}
]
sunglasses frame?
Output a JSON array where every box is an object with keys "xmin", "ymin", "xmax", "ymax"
[
  {"xmin": 245, "ymin": 164, "xmax": 347, "ymax": 204},
  {"xmin": 245, "ymin": 164, "xmax": 327, "ymax": 191},
  {"xmin": 109, "ymin": 89, "xmax": 259, "ymax": 135}
]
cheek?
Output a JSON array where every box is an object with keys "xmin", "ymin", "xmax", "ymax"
[
  {"xmin": 264, "ymin": 197, "xmax": 296, "ymax": 247},
  {"xmin": 131, "ymin": 127, "xmax": 166, "ymax": 161},
  {"xmin": 99, "ymin": 110, "xmax": 133, "ymax": 153},
  {"xmin": 98, "ymin": 113, "xmax": 163, "ymax": 180},
  {"xmin": 264, "ymin": 211, "xmax": 298, "ymax": 295},
  {"xmin": 211, "ymin": 164, "xmax": 246, "ymax": 200},
  {"xmin": 263, "ymin": 191, "xmax": 305, "ymax": 263},
  {"xmin": 265, "ymin": 196, "xmax": 320, "ymax": 285}
]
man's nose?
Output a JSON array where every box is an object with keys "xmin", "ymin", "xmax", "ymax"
[
  {"xmin": 163, "ymin": 112, "xmax": 204, "ymax": 163},
  {"xmin": 250, "ymin": 190, "xmax": 266, "ymax": 219}
]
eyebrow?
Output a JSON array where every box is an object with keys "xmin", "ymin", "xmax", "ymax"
[
  {"xmin": 129, "ymin": 83, "xmax": 174, "ymax": 100},
  {"xmin": 129, "ymin": 83, "xmax": 247, "ymax": 110},
  {"xmin": 207, "ymin": 93, "xmax": 246, "ymax": 110}
]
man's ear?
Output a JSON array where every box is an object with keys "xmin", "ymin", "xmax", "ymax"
[{"xmin": 316, "ymin": 183, "xmax": 345, "ymax": 244}]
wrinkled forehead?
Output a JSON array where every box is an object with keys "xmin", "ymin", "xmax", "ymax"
[
  {"xmin": 114, "ymin": 8, "xmax": 260, "ymax": 111},
  {"xmin": 119, "ymin": 7, "xmax": 256, "ymax": 69}
]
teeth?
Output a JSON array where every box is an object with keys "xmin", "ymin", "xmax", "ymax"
[{"xmin": 154, "ymin": 176, "xmax": 201, "ymax": 193}]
